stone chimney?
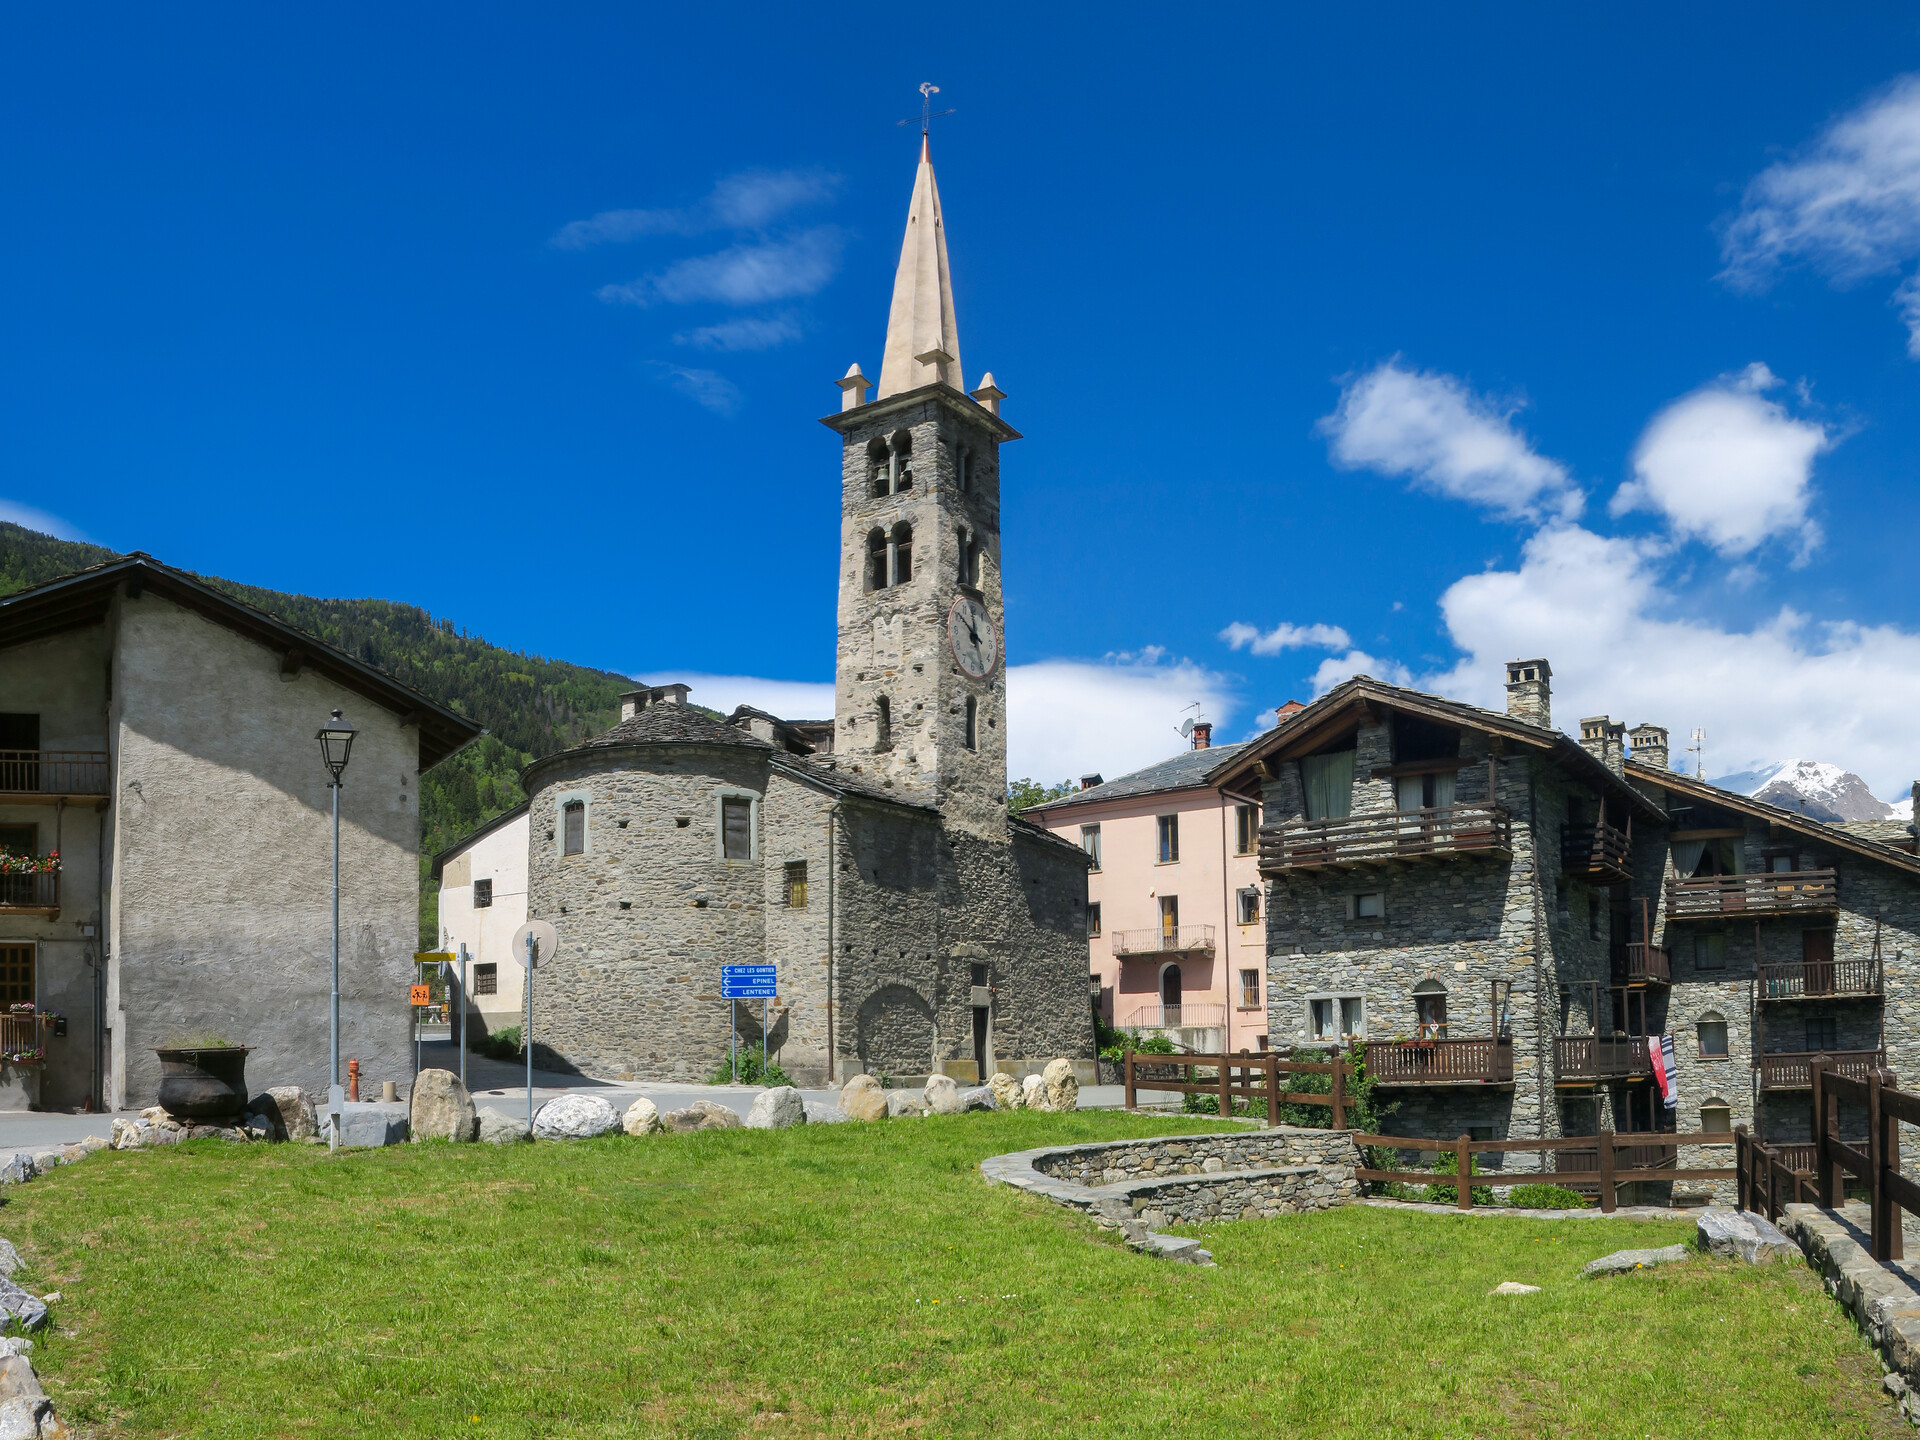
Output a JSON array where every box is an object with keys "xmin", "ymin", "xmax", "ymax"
[
  {"xmin": 1504, "ymin": 660, "xmax": 1552, "ymax": 728},
  {"xmin": 1276, "ymin": 700, "xmax": 1305, "ymax": 722},
  {"xmin": 1079, "ymin": 773, "xmax": 1103, "ymax": 791},
  {"xmin": 619, "ymin": 689, "xmax": 646, "ymax": 721},
  {"xmin": 619, "ymin": 684, "xmax": 692, "ymax": 720},
  {"xmin": 1629, "ymin": 723, "xmax": 1669, "ymax": 771},
  {"xmin": 1191, "ymin": 721, "xmax": 1212, "ymax": 750},
  {"xmin": 1580, "ymin": 716, "xmax": 1627, "ymax": 775}
]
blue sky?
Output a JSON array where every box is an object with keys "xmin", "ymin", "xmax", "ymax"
[{"xmin": 9, "ymin": 6, "xmax": 1920, "ymax": 789}]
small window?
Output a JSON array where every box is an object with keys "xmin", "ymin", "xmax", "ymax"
[
  {"xmin": 472, "ymin": 878, "xmax": 493, "ymax": 909},
  {"xmin": 1805, "ymin": 1016, "xmax": 1838, "ymax": 1052},
  {"xmin": 1694, "ymin": 933, "xmax": 1726, "ymax": 971},
  {"xmin": 1701, "ymin": 1100, "xmax": 1733, "ymax": 1135},
  {"xmin": 1157, "ymin": 814, "xmax": 1179, "ymax": 864},
  {"xmin": 1237, "ymin": 887, "xmax": 1260, "ymax": 925},
  {"xmin": 1080, "ymin": 825, "xmax": 1101, "ymax": 870},
  {"xmin": 1239, "ymin": 968, "xmax": 1260, "ymax": 1008},
  {"xmin": 1348, "ymin": 892, "xmax": 1384, "ymax": 920},
  {"xmin": 0, "ymin": 825, "xmax": 36, "ymax": 858},
  {"xmin": 964, "ymin": 696, "xmax": 978, "ymax": 751},
  {"xmin": 1396, "ymin": 770, "xmax": 1456, "ymax": 813},
  {"xmin": 1309, "ymin": 997, "xmax": 1336, "ymax": 1042},
  {"xmin": 1766, "ymin": 851, "xmax": 1796, "ymax": 874},
  {"xmin": 1341, "ymin": 997, "xmax": 1365, "ymax": 1039},
  {"xmin": 474, "ymin": 963, "xmax": 498, "ymax": 996},
  {"xmin": 1235, "ymin": 803, "xmax": 1260, "ymax": 855},
  {"xmin": 866, "ymin": 528, "xmax": 888, "ymax": 590},
  {"xmin": 875, "ymin": 696, "xmax": 892, "ymax": 753},
  {"xmin": 784, "ymin": 861, "xmax": 808, "ymax": 908},
  {"xmin": 562, "ymin": 801, "xmax": 585, "ymax": 857},
  {"xmin": 721, "ymin": 797, "xmax": 753, "ymax": 861},
  {"xmin": 1413, "ymin": 980, "xmax": 1447, "ymax": 1040},
  {"xmin": 1087, "ymin": 901, "xmax": 1102, "ymax": 938},
  {"xmin": 1697, "ymin": 1010, "xmax": 1729, "ymax": 1059},
  {"xmin": 891, "ymin": 522, "xmax": 913, "ymax": 584},
  {"xmin": 1587, "ymin": 894, "xmax": 1601, "ymax": 941}
]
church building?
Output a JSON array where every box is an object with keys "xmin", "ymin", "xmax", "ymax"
[{"xmin": 519, "ymin": 136, "xmax": 1094, "ymax": 1087}]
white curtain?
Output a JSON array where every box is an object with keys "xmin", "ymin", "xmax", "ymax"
[
  {"xmin": 1302, "ymin": 751, "xmax": 1354, "ymax": 821},
  {"xmin": 1670, "ymin": 839, "xmax": 1706, "ymax": 878}
]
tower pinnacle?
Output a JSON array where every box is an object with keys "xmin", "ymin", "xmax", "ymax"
[{"xmin": 877, "ymin": 136, "xmax": 962, "ymax": 398}]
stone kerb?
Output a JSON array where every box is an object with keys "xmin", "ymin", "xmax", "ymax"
[{"xmin": 1777, "ymin": 1201, "xmax": 1920, "ymax": 1401}]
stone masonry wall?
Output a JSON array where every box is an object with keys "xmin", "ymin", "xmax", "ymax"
[
  {"xmin": 1124, "ymin": 1167, "xmax": 1358, "ymax": 1226},
  {"xmin": 1035, "ymin": 1127, "xmax": 1361, "ymax": 1186}
]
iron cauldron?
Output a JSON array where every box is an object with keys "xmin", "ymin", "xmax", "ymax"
[{"xmin": 154, "ymin": 1046, "xmax": 252, "ymax": 1121}]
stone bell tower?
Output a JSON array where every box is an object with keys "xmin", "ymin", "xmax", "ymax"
[{"xmin": 822, "ymin": 134, "xmax": 1018, "ymax": 837}]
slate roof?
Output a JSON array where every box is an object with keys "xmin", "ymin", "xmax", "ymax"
[
  {"xmin": 581, "ymin": 703, "xmax": 771, "ymax": 751},
  {"xmin": 1026, "ymin": 741, "xmax": 1250, "ymax": 816},
  {"xmin": 1629, "ymin": 761, "xmax": 1920, "ymax": 877}
]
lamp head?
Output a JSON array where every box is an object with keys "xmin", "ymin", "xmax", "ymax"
[{"xmin": 316, "ymin": 708, "xmax": 357, "ymax": 779}]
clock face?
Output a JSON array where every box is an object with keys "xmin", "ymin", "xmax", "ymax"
[{"xmin": 948, "ymin": 594, "xmax": 998, "ymax": 679}]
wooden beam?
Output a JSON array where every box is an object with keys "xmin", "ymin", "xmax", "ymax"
[
  {"xmin": 1669, "ymin": 828, "xmax": 1745, "ymax": 841},
  {"xmin": 280, "ymin": 648, "xmax": 306, "ymax": 678}
]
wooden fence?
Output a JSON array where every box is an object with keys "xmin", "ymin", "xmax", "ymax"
[
  {"xmin": 1808, "ymin": 1059, "xmax": 1912, "ymax": 1262},
  {"xmin": 1123, "ymin": 1049, "xmax": 1347, "ymax": 1129},
  {"xmin": 1353, "ymin": 1129, "xmax": 1735, "ymax": 1213},
  {"xmin": 1734, "ymin": 1127, "xmax": 1816, "ymax": 1225}
]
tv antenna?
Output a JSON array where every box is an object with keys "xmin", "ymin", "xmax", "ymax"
[
  {"xmin": 1176, "ymin": 701, "xmax": 1204, "ymax": 741},
  {"xmin": 1688, "ymin": 727, "xmax": 1705, "ymax": 779},
  {"xmin": 897, "ymin": 82, "xmax": 956, "ymax": 137}
]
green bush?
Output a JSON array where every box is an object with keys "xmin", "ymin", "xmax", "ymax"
[
  {"xmin": 707, "ymin": 1049, "xmax": 795, "ymax": 1089},
  {"xmin": 1092, "ymin": 1012, "xmax": 1176, "ymax": 1065},
  {"xmin": 1424, "ymin": 1149, "xmax": 1496, "ymax": 1206},
  {"xmin": 1504, "ymin": 1183, "xmax": 1592, "ymax": 1210},
  {"xmin": 467, "ymin": 1026, "xmax": 521, "ymax": 1062}
]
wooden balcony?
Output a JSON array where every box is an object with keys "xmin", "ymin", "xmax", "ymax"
[
  {"xmin": 1262, "ymin": 804, "xmax": 1510, "ymax": 874},
  {"xmin": 1667, "ymin": 870, "xmax": 1837, "ymax": 920},
  {"xmin": 0, "ymin": 750, "xmax": 109, "ymax": 803},
  {"xmin": 1562, "ymin": 819, "xmax": 1631, "ymax": 885},
  {"xmin": 1758, "ymin": 957, "xmax": 1881, "ymax": 1001},
  {"xmin": 1758, "ymin": 1049, "xmax": 1883, "ymax": 1091},
  {"xmin": 1553, "ymin": 1035, "xmax": 1653, "ymax": 1086},
  {"xmin": 1610, "ymin": 942, "xmax": 1671, "ymax": 988},
  {"xmin": 1111, "ymin": 924, "xmax": 1215, "ymax": 956},
  {"xmin": 1361, "ymin": 1036, "xmax": 1514, "ymax": 1088},
  {"xmin": 0, "ymin": 872, "xmax": 58, "ymax": 917}
]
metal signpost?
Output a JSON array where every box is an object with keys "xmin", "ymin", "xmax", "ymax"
[
  {"xmin": 512, "ymin": 921, "xmax": 559, "ymax": 1135},
  {"xmin": 720, "ymin": 965, "xmax": 777, "ymax": 1081},
  {"xmin": 456, "ymin": 941, "xmax": 471, "ymax": 1092}
]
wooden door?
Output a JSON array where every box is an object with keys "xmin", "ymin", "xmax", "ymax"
[{"xmin": 1802, "ymin": 929, "xmax": 1835, "ymax": 996}]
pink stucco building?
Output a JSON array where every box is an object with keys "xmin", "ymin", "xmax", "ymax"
[{"xmin": 1029, "ymin": 722, "xmax": 1273, "ymax": 1053}]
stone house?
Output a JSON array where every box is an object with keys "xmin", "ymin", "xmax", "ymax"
[
  {"xmin": 1208, "ymin": 659, "xmax": 1920, "ymax": 1192},
  {"xmin": 428, "ymin": 800, "xmax": 530, "ymax": 1033},
  {"xmin": 1026, "ymin": 723, "xmax": 1271, "ymax": 1054},
  {"xmin": 0, "ymin": 553, "xmax": 480, "ymax": 1110},
  {"xmin": 509, "ymin": 136, "xmax": 1093, "ymax": 1088}
]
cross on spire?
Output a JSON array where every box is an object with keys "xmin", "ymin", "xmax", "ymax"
[{"xmin": 897, "ymin": 82, "xmax": 955, "ymax": 141}]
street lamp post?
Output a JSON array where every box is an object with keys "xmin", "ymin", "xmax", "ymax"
[{"xmin": 315, "ymin": 709, "xmax": 357, "ymax": 1149}]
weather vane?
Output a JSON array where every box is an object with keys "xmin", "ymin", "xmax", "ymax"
[{"xmin": 897, "ymin": 82, "xmax": 956, "ymax": 136}]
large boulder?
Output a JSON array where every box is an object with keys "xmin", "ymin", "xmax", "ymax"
[
  {"xmin": 475, "ymin": 1107, "xmax": 527, "ymax": 1144},
  {"xmin": 1043, "ymin": 1058, "xmax": 1080, "ymax": 1114},
  {"xmin": 325, "ymin": 1102, "xmax": 409, "ymax": 1148},
  {"xmin": 664, "ymin": 1100, "xmax": 743, "ymax": 1133},
  {"xmin": 1697, "ymin": 1209, "xmax": 1796, "ymax": 1265},
  {"xmin": 0, "ymin": 1278, "xmax": 46, "ymax": 1334},
  {"xmin": 885, "ymin": 1090, "xmax": 929, "ymax": 1119},
  {"xmin": 958, "ymin": 1085, "xmax": 997, "ymax": 1112},
  {"xmin": 838, "ymin": 1074, "xmax": 888, "ymax": 1122},
  {"xmin": 622, "ymin": 1098, "xmax": 663, "ymax": 1136},
  {"xmin": 409, "ymin": 1069, "xmax": 477, "ymax": 1143},
  {"xmin": 1581, "ymin": 1243, "xmax": 1689, "ymax": 1278},
  {"xmin": 532, "ymin": 1094, "xmax": 620, "ymax": 1141},
  {"xmin": 987, "ymin": 1072, "xmax": 1024, "ymax": 1111},
  {"xmin": 1021, "ymin": 1074, "xmax": 1047, "ymax": 1111},
  {"xmin": 923, "ymin": 1074, "xmax": 963, "ymax": 1115},
  {"xmin": 802, "ymin": 1101, "xmax": 849, "ymax": 1125},
  {"xmin": 746, "ymin": 1087, "xmax": 807, "ymax": 1130},
  {"xmin": 248, "ymin": 1086, "xmax": 316, "ymax": 1142}
]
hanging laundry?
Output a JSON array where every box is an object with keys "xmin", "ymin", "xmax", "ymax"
[{"xmin": 1650, "ymin": 1034, "xmax": 1679, "ymax": 1109}]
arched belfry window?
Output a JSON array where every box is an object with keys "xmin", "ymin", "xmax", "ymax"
[
  {"xmin": 888, "ymin": 428, "xmax": 913, "ymax": 495},
  {"xmin": 891, "ymin": 522, "xmax": 913, "ymax": 585},
  {"xmin": 964, "ymin": 696, "xmax": 978, "ymax": 751},
  {"xmin": 958, "ymin": 525, "xmax": 980, "ymax": 586},
  {"xmin": 875, "ymin": 695, "xmax": 893, "ymax": 752},
  {"xmin": 867, "ymin": 437, "xmax": 890, "ymax": 499},
  {"xmin": 866, "ymin": 528, "xmax": 888, "ymax": 592}
]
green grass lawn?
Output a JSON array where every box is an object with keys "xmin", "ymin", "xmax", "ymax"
[{"xmin": 1, "ymin": 1110, "xmax": 1902, "ymax": 1439}]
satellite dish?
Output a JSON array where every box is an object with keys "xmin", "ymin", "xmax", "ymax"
[{"xmin": 1179, "ymin": 718, "xmax": 1194, "ymax": 739}]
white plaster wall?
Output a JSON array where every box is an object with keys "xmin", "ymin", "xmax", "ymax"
[
  {"xmin": 435, "ymin": 809, "xmax": 529, "ymax": 1030},
  {"xmin": 109, "ymin": 593, "xmax": 420, "ymax": 1107}
]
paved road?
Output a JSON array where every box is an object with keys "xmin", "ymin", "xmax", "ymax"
[{"xmin": 0, "ymin": 1041, "xmax": 1176, "ymax": 1148}]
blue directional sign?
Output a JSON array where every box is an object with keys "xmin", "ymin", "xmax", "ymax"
[{"xmin": 721, "ymin": 964, "xmax": 778, "ymax": 999}]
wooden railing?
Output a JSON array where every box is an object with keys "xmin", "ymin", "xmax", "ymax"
[
  {"xmin": 1759, "ymin": 1048, "xmax": 1883, "ymax": 1091},
  {"xmin": 1806, "ymin": 1061, "xmax": 1913, "ymax": 1262},
  {"xmin": 1561, "ymin": 819, "xmax": 1631, "ymax": 880},
  {"xmin": 1261, "ymin": 804, "xmax": 1510, "ymax": 873},
  {"xmin": 1758, "ymin": 957, "xmax": 1881, "ymax": 1000},
  {"xmin": 1119, "ymin": 1003, "xmax": 1227, "ymax": 1032},
  {"xmin": 1357, "ymin": 1128, "xmax": 1732, "ymax": 1213},
  {"xmin": 1735, "ymin": 1128, "xmax": 1818, "ymax": 1226},
  {"xmin": 1111, "ymin": 924, "xmax": 1215, "ymax": 956},
  {"xmin": 1361, "ymin": 1037, "xmax": 1513, "ymax": 1086},
  {"xmin": 1668, "ymin": 869, "xmax": 1838, "ymax": 919},
  {"xmin": 1611, "ymin": 942, "xmax": 1670, "ymax": 986},
  {"xmin": 0, "ymin": 750, "xmax": 109, "ymax": 797},
  {"xmin": 0, "ymin": 873, "xmax": 58, "ymax": 912},
  {"xmin": 1123, "ymin": 1049, "xmax": 1348, "ymax": 1128},
  {"xmin": 0, "ymin": 1014, "xmax": 37, "ymax": 1061},
  {"xmin": 1552, "ymin": 1035, "xmax": 1652, "ymax": 1084}
]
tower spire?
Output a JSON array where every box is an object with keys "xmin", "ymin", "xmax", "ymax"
[{"xmin": 878, "ymin": 124, "xmax": 961, "ymax": 397}]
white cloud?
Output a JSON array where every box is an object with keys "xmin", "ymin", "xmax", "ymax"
[
  {"xmin": 1420, "ymin": 523, "xmax": 1920, "ymax": 798},
  {"xmin": 1720, "ymin": 74, "xmax": 1920, "ymax": 352},
  {"xmin": 1319, "ymin": 360, "xmax": 1584, "ymax": 522},
  {"xmin": 649, "ymin": 363, "xmax": 743, "ymax": 416},
  {"xmin": 0, "ymin": 499, "xmax": 92, "ymax": 543},
  {"xmin": 552, "ymin": 169, "xmax": 839, "ymax": 249},
  {"xmin": 598, "ymin": 228, "xmax": 843, "ymax": 308},
  {"xmin": 1306, "ymin": 649, "xmax": 1416, "ymax": 695},
  {"xmin": 674, "ymin": 313, "xmax": 803, "ymax": 352},
  {"xmin": 1219, "ymin": 620, "xmax": 1352, "ymax": 656},
  {"xmin": 635, "ymin": 673, "xmax": 836, "ymax": 722},
  {"xmin": 1610, "ymin": 363, "xmax": 1829, "ymax": 558}
]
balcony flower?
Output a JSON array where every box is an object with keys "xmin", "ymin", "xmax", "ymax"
[{"xmin": 0, "ymin": 850, "xmax": 58, "ymax": 875}]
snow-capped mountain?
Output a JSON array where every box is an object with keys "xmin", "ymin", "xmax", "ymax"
[{"xmin": 1707, "ymin": 758, "xmax": 1910, "ymax": 824}]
